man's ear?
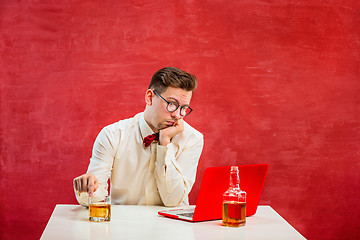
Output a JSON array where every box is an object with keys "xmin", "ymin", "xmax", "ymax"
[{"xmin": 145, "ymin": 89, "xmax": 153, "ymax": 106}]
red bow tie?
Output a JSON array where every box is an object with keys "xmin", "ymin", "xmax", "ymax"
[{"xmin": 143, "ymin": 133, "xmax": 159, "ymax": 147}]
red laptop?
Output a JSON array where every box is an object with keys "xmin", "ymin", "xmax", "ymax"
[{"xmin": 158, "ymin": 164, "xmax": 269, "ymax": 222}]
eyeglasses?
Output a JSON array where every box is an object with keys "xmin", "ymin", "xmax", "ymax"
[{"xmin": 153, "ymin": 90, "xmax": 193, "ymax": 117}]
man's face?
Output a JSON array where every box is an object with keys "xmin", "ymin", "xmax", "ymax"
[{"xmin": 145, "ymin": 87, "xmax": 192, "ymax": 132}]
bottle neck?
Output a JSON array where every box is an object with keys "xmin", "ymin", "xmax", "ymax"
[{"xmin": 229, "ymin": 171, "xmax": 240, "ymax": 188}]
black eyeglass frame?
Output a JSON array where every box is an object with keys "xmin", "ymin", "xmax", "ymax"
[{"xmin": 153, "ymin": 90, "xmax": 193, "ymax": 117}]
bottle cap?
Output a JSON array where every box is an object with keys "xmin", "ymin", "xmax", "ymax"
[{"xmin": 231, "ymin": 166, "xmax": 238, "ymax": 172}]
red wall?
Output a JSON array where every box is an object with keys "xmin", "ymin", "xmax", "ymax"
[{"xmin": 1, "ymin": 1, "xmax": 359, "ymax": 239}]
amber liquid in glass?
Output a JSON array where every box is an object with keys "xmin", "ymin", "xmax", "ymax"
[
  {"xmin": 89, "ymin": 203, "xmax": 111, "ymax": 222},
  {"xmin": 222, "ymin": 201, "xmax": 246, "ymax": 227}
]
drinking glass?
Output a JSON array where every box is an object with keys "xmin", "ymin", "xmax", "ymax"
[{"xmin": 88, "ymin": 195, "xmax": 111, "ymax": 222}]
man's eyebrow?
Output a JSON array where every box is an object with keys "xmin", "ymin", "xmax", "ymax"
[{"xmin": 167, "ymin": 97, "xmax": 180, "ymax": 103}]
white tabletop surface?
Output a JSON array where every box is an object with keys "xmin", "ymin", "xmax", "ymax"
[{"xmin": 40, "ymin": 205, "xmax": 306, "ymax": 240}]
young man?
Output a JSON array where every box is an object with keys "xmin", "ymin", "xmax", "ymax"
[{"xmin": 73, "ymin": 67, "xmax": 204, "ymax": 207}]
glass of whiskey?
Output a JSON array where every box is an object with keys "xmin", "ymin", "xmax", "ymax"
[{"xmin": 89, "ymin": 195, "xmax": 111, "ymax": 222}]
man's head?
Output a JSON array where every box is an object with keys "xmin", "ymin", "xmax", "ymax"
[
  {"xmin": 144, "ymin": 67, "xmax": 198, "ymax": 132},
  {"xmin": 148, "ymin": 67, "xmax": 198, "ymax": 94}
]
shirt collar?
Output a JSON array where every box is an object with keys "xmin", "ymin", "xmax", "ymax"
[{"xmin": 139, "ymin": 112, "xmax": 156, "ymax": 140}]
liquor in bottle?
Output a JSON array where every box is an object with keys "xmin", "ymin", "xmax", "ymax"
[{"xmin": 222, "ymin": 166, "xmax": 246, "ymax": 227}]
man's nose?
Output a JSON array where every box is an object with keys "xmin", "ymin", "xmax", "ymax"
[{"xmin": 171, "ymin": 108, "xmax": 182, "ymax": 119}]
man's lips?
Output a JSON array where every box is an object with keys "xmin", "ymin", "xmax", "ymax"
[{"xmin": 166, "ymin": 120, "xmax": 176, "ymax": 126}]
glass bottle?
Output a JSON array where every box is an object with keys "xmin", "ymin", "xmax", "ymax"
[{"xmin": 222, "ymin": 166, "xmax": 246, "ymax": 227}]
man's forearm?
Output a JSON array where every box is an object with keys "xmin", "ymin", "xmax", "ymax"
[{"xmin": 154, "ymin": 136, "xmax": 203, "ymax": 206}]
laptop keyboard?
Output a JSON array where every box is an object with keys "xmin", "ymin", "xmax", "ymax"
[{"xmin": 178, "ymin": 212, "xmax": 194, "ymax": 218}]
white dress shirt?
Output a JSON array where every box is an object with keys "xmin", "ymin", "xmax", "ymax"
[{"xmin": 75, "ymin": 112, "xmax": 204, "ymax": 207}]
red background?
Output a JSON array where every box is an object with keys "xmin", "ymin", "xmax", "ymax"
[{"xmin": 1, "ymin": 1, "xmax": 359, "ymax": 239}]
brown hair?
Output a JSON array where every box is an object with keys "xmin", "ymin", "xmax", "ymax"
[{"xmin": 148, "ymin": 67, "xmax": 198, "ymax": 93}]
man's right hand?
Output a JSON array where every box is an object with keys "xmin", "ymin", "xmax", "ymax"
[{"xmin": 73, "ymin": 173, "xmax": 99, "ymax": 197}]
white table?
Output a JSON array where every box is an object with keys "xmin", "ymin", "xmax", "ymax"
[{"xmin": 40, "ymin": 205, "xmax": 306, "ymax": 240}]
